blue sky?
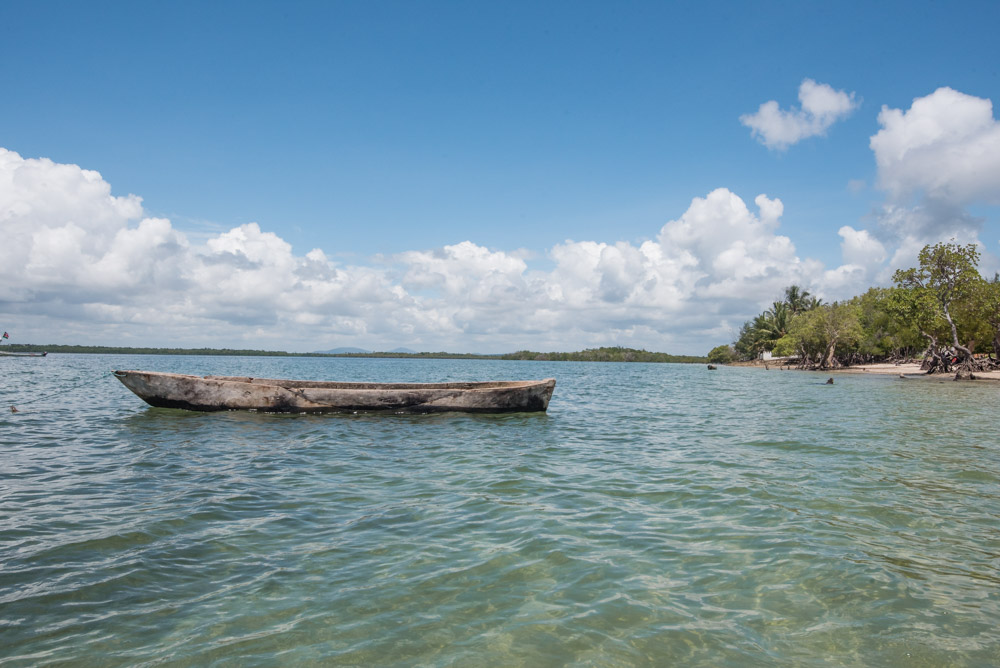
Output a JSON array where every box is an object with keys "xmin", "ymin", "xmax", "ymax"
[{"xmin": 2, "ymin": 1, "xmax": 999, "ymax": 353}]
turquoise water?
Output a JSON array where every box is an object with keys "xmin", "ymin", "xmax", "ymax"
[{"xmin": 2, "ymin": 355, "xmax": 999, "ymax": 666}]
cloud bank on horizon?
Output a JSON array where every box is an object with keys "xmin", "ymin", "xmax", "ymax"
[{"xmin": 2, "ymin": 85, "xmax": 998, "ymax": 355}]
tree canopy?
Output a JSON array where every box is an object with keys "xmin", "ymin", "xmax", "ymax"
[{"xmin": 725, "ymin": 243, "xmax": 1000, "ymax": 376}]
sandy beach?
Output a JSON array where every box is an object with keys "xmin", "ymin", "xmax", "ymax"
[
  {"xmin": 833, "ymin": 362, "xmax": 1000, "ymax": 380},
  {"xmin": 744, "ymin": 360, "xmax": 1000, "ymax": 381}
]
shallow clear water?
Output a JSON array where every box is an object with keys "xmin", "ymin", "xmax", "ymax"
[{"xmin": 2, "ymin": 355, "xmax": 999, "ymax": 666}]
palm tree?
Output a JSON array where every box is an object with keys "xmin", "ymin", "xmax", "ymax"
[
  {"xmin": 739, "ymin": 301, "xmax": 792, "ymax": 358},
  {"xmin": 784, "ymin": 285, "xmax": 813, "ymax": 314},
  {"xmin": 736, "ymin": 300, "xmax": 797, "ymax": 359},
  {"xmin": 758, "ymin": 301, "xmax": 790, "ymax": 351}
]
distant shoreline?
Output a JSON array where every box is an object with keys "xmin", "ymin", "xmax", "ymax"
[{"xmin": 0, "ymin": 344, "xmax": 707, "ymax": 364}]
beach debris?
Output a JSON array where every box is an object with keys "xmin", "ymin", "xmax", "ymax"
[{"xmin": 825, "ymin": 378, "xmax": 834, "ymax": 384}]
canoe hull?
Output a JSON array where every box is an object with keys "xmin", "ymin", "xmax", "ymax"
[
  {"xmin": 114, "ymin": 370, "xmax": 556, "ymax": 413},
  {"xmin": 0, "ymin": 351, "xmax": 47, "ymax": 357}
]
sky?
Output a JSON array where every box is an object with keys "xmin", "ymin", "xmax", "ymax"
[{"xmin": 2, "ymin": 0, "xmax": 999, "ymax": 354}]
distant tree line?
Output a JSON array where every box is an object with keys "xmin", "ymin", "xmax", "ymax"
[
  {"xmin": 335, "ymin": 351, "xmax": 501, "ymax": 359},
  {"xmin": 1, "ymin": 344, "xmax": 705, "ymax": 363},
  {"xmin": 503, "ymin": 347, "xmax": 706, "ymax": 363},
  {"xmin": 708, "ymin": 242, "xmax": 1000, "ymax": 378},
  {"xmin": 0, "ymin": 344, "xmax": 313, "ymax": 356}
]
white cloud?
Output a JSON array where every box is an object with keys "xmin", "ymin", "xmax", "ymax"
[
  {"xmin": 865, "ymin": 88, "xmax": 1000, "ymax": 277},
  {"xmin": 654, "ymin": 189, "xmax": 804, "ymax": 301},
  {"xmin": 871, "ymin": 87, "xmax": 1000, "ymax": 206},
  {"xmin": 838, "ymin": 225, "xmax": 886, "ymax": 269},
  {"xmin": 816, "ymin": 226, "xmax": 888, "ymax": 295},
  {"xmin": 5, "ymin": 142, "xmax": 990, "ymax": 355},
  {"xmin": 741, "ymin": 79, "xmax": 859, "ymax": 150},
  {"xmin": 397, "ymin": 241, "xmax": 529, "ymax": 303}
]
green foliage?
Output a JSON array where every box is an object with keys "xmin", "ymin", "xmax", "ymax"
[
  {"xmin": 733, "ymin": 320, "xmax": 761, "ymax": 361},
  {"xmin": 730, "ymin": 243, "xmax": 998, "ymax": 369},
  {"xmin": 707, "ymin": 345, "xmax": 736, "ymax": 364},
  {"xmin": 784, "ymin": 285, "xmax": 821, "ymax": 314},
  {"xmin": 503, "ymin": 347, "xmax": 706, "ymax": 363},
  {"xmin": 978, "ymin": 275, "xmax": 1000, "ymax": 357},
  {"xmin": 771, "ymin": 335, "xmax": 798, "ymax": 358},
  {"xmin": 854, "ymin": 287, "xmax": 922, "ymax": 358},
  {"xmin": 885, "ymin": 285, "xmax": 942, "ymax": 341},
  {"xmin": 733, "ymin": 285, "xmax": 818, "ymax": 360},
  {"xmin": 792, "ymin": 301, "xmax": 863, "ymax": 368},
  {"xmin": 759, "ymin": 302, "xmax": 791, "ymax": 350},
  {"xmin": 335, "ymin": 351, "xmax": 500, "ymax": 359},
  {"xmin": 893, "ymin": 241, "xmax": 986, "ymax": 362}
]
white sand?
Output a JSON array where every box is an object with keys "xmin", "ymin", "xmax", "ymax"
[
  {"xmin": 827, "ymin": 362, "xmax": 1000, "ymax": 380},
  {"xmin": 741, "ymin": 359, "xmax": 1000, "ymax": 380}
]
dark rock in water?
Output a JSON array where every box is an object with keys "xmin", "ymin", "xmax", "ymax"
[
  {"xmin": 707, "ymin": 365, "xmax": 717, "ymax": 370},
  {"xmin": 825, "ymin": 378, "xmax": 834, "ymax": 384}
]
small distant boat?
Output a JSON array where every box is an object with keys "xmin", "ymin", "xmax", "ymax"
[
  {"xmin": 114, "ymin": 370, "xmax": 556, "ymax": 414},
  {"xmin": 0, "ymin": 331, "xmax": 45, "ymax": 357}
]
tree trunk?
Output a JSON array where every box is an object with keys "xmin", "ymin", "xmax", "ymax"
[
  {"xmin": 953, "ymin": 337, "xmax": 980, "ymax": 380},
  {"xmin": 942, "ymin": 302, "xmax": 974, "ymax": 364},
  {"xmin": 924, "ymin": 350, "xmax": 945, "ymax": 374},
  {"xmin": 821, "ymin": 337, "xmax": 839, "ymax": 369},
  {"xmin": 918, "ymin": 330, "xmax": 938, "ymax": 371}
]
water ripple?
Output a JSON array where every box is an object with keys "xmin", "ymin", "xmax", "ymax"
[{"xmin": 2, "ymin": 356, "xmax": 999, "ymax": 665}]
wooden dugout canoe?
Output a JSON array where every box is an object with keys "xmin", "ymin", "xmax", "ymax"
[{"xmin": 114, "ymin": 370, "xmax": 556, "ymax": 414}]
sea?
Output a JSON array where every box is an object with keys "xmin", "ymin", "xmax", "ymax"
[{"xmin": 1, "ymin": 354, "xmax": 998, "ymax": 667}]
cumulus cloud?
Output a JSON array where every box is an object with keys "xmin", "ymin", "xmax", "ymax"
[
  {"xmin": 8, "ymin": 83, "xmax": 999, "ymax": 354},
  {"xmin": 838, "ymin": 226, "xmax": 886, "ymax": 269},
  {"xmin": 397, "ymin": 241, "xmax": 530, "ymax": 303},
  {"xmin": 864, "ymin": 88, "xmax": 1000, "ymax": 276},
  {"xmin": 1, "ymin": 145, "xmax": 970, "ymax": 355},
  {"xmin": 741, "ymin": 79, "xmax": 859, "ymax": 150},
  {"xmin": 871, "ymin": 87, "xmax": 1000, "ymax": 205},
  {"xmin": 814, "ymin": 226, "xmax": 888, "ymax": 295}
]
